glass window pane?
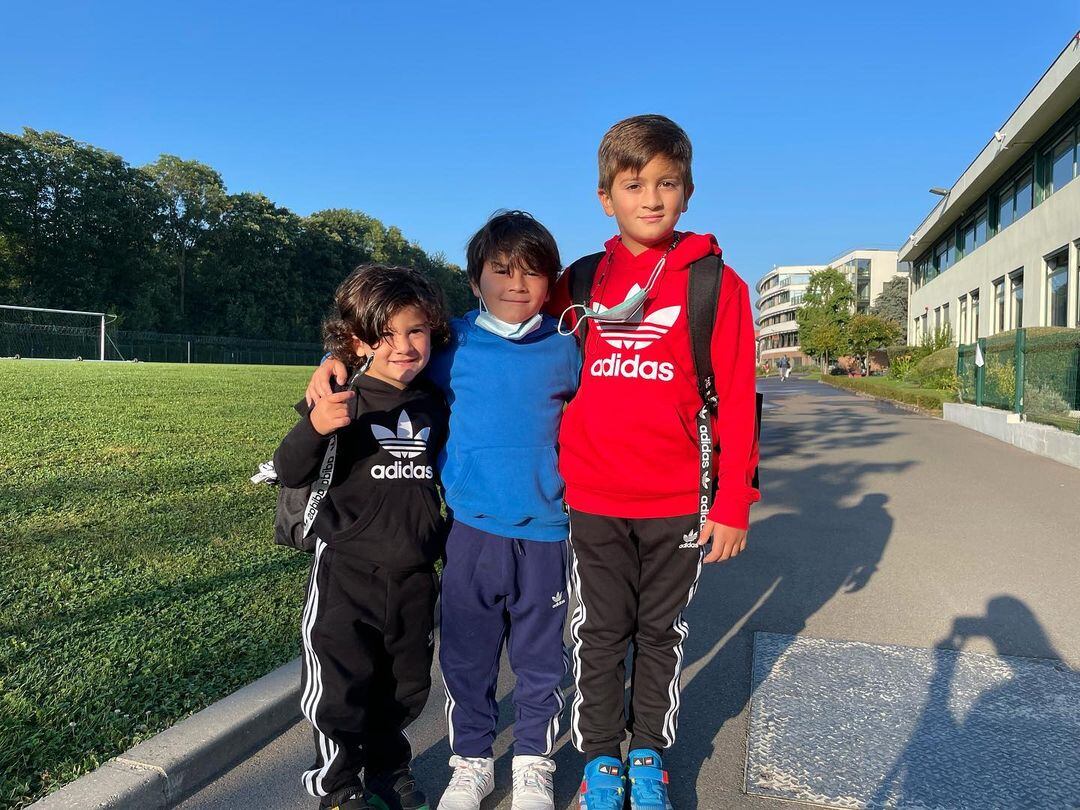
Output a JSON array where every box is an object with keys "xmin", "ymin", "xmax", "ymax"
[
  {"xmin": 1051, "ymin": 133, "xmax": 1075, "ymax": 193},
  {"xmin": 998, "ymin": 189, "xmax": 1013, "ymax": 229},
  {"xmin": 1015, "ymin": 170, "xmax": 1033, "ymax": 218},
  {"xmin": 974, "ymin": 209, "xmax": 987, "ymax": 245},
  {"xmin": 961, "ymin": 223, "xmax": 975, "ymax": 254},
  {"xmin": 1012, "ymin": 273, "xmax": 1024, "ymax": 329},
  {"xmin": 1048, "ymin": 252, "xmax": 1068, "ymax": 327}
]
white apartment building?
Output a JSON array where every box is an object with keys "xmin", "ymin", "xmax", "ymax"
[{"xmin": 902, "ymin": 34, "xmax": 1080, "ymax": 345}]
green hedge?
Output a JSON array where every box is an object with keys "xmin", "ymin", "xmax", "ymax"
[{"xmin": 818, "ymin": 374, "xmax": 955, "ymax": 411}]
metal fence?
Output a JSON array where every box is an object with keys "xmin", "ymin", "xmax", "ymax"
[
  {"xmin": 958, "ymin": 328, "xmax": 1080, "ymax": 434},
  {"xmin": 1, "ymin": 320, "xmax": 323, "ymax": 367}
]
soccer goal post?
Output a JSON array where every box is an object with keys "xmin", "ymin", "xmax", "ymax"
[{"xmin": 0, "ymin": 305, "xmax": 110, "ymax": 361}]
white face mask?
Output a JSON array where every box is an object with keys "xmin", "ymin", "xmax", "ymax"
[
  {"xmin": 557, "ymin": 234, "xmax": 681, "ymax": 337},
  {"xmin": 474, "ymin": 295, "xmax": 543, "ymax": 340}
]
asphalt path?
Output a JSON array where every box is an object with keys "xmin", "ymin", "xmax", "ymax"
[{"xmin": 180, "ymin": 378, "xmax": 1080, "ymax": 809}]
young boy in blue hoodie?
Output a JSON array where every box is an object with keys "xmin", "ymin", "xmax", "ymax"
[{"xmin": 308, "ymin": 211, "xmax": 579, "ymax": 810}]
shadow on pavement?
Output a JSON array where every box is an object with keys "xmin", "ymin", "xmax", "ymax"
[{"xmin": 869, "ymin": 596, "xmax": 1078, "ymax": 808}]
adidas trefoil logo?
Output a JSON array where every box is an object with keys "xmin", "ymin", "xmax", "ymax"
[
  {"xmin": 595, "ymin": 288, "xmax": 681, "ymax": 350},
  {"xmin": 679, "ymin": 529, "xmax": 700, "ymax": 549},
  {"xmin": 371, "ymin": 411, "xmax": 430, "ymax": 458},
  {"xmin": 370, "ymin": 411, "xmax": 433, "ymax": 480},
  {"xmin": 551, "ymin": 591, "xmax": 567, "ymax": 609}
]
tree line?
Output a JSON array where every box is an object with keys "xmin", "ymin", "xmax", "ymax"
[
  {"xmin": 797, "ymin": 267, "xmax": 908, "ymax": 372},
  {"xmin": 0, "ymin": 129, "xmax": 473, "ymax": 342}
]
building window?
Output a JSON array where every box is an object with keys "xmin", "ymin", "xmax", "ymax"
[
  {"xmin": 1048, "ymin": 129, "xmax": 1077, "ymax": 195},
  {"xmin": 996, "ymin": 166, "xmax": 1034, "ymax": 233},
  {"xmin": 960, "ymin": 297, "xmax": 968, "ymax": 343},
  {"xmin": 959, "ymin": 207, "xmax": 988, "ymax": 258},
  {"xmin": 1010, "ymin": 270, "xmax": 1024, "ymax": 329},
  {"xmin": 921, "ymin": 313, "xmax": 928, "ymax": 342},
  {"xmin": 934, "ymin": 306, "xmax": 941, "ymax": 333},
  {"xmin": 1047, "ymin": 249, "xmax": 1069, "ymax": 327},
  {"xmin": 971, "ymin": 290, "xmax": 980, "ymax": 339},
  {"xmin": 942, "ymin": 303, "xmax": 950, "ymax": 339},
  {"xmin": 993, "ymin": 278, "xmax": 1006, "ymax": 334}
]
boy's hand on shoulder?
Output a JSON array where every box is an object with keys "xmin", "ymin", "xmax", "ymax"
[
  {"xmin": 698, "ymin": 519, "xmax": 747, "ymax": 564},
  {"xmin": 310, "ymin": 390, "xmax": 355, "ymax": 436},
  {"xmin": 306, "ymin": 357, "xmax": 349, "ymax": 406}
]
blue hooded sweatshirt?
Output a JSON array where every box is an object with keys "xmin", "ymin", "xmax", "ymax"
[{"xmin": 426, "ymin": 311, "xmax": 580, "ymax": 541}]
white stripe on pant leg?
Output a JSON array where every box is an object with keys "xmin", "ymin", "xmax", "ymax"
[
  {"xmin": 568, "ymin": 536, "xmax": 590, "ymax": 752},
  {"xmin": 661, "ymin": 545, "xmax": 704, "ymax": 747},
  {"xmin": 302, "ymin": 540, "xmax": 336, "ymax": 795},
  {"xmin": 442, "ymin": 672, "xmax": 458, "ymax": 753},
  {"xmin": 299, "ymin": 539, "xmax": 325, "ymax": 794},
  {"xmin": 300, "ymin": 539, "xmax": 340, "ymax": 797}
]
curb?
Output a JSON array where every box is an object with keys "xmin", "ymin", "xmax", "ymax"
[{"xmin": 31, "ymin": 658, "xmax": 302, "ymax": 809}]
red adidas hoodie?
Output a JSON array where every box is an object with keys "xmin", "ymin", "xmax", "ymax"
[{"xmin": 552, "ymin": 232, "xmax": 760, "ymax": 530}]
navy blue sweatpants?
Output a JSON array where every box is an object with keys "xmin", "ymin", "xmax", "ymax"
[{"xmin": 439, "ymin": 521, "xmax": 569, "ymax": 758}]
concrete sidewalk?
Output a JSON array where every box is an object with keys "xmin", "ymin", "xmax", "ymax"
[{"xmin": 118, "ymin": 378, "xmax": 1080, "ymax": 808}]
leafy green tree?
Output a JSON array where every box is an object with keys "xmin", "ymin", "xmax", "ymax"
[
  {"xmin": 871, "ymin": 276, "xmax": 909, "ymax": 341},
  {"xmin": 143, "ymin": 156, "xmax": 226, "ymax": 327},
  {"xmin": 846, "ymin": 313, "xmax": 901, "ymax": 374},
  {"xmin": 0, "ymin": 129, "xmax": 168, "ymax": 327},
  {"xmin": 797, "ymin": 266, "xmax": 854, "ymax": 369}
]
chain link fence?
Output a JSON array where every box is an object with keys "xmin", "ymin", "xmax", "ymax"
[
  {"xmin": 957, "ymin": 327, "xmax": 1080, "ymax": 434},
  {"xmin": 1, "ymin": 315, "xmax": 323, "ymax": 367}
]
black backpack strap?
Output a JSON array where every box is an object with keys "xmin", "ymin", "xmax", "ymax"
[
  {"xmin": 565, "ymin": 251, "xmax": 606, "ymax": 351},
  {"xmin": 687, "ymin": 253, "xmax": 762, "ymax": 526},
  {"xmin": 688, "ymin": 253, "xmax": 723, "ymax": 410}
]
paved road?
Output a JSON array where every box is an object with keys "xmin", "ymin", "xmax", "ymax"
[{"xmin": 180, "ymin": 378, "xmax": 1080, "ymax": 809}]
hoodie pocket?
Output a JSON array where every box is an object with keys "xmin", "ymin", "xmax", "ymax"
[{"xmin": 446, "ymin": 446, "xmax": 563, "ymax": 526}]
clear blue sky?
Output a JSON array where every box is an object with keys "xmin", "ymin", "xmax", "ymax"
[{"xmin": 5, "ymin": 1, "xmax": 1078, "ymax": 294}]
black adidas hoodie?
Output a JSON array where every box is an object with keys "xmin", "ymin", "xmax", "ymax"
[{"xmin": 273, "ymin": 375, "xmax": 449, "ymax": 570}]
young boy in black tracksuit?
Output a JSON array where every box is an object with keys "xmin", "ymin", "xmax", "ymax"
[{"xmin": 274, "ymin": 264, "xmax": 451, "ymax": 810}]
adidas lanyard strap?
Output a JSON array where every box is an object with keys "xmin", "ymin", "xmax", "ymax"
[
  {"xmin": 687, "ymin": 254, "xmax": 723, "ymax": 531},
  {"xmin": 303, "ymin": 434, "xmax": 338, "ymax": 538},
  {"xmin": 300, "ymin": 361, "xmax": 370, "ymax": 538}
]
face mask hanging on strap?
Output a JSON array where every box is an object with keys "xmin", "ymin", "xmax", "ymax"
[
  {"xmin": 474, "ymin": 294, "xmax": 543, "ymax": 340},
  {"xmin": 557, "ymin": 234, "xmax": 681, "ymax": 336}
]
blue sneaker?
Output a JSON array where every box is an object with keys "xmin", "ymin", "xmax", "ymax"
[
  {"xmin": 626, "ymin": 749, "xmax": 671, "ymax": 810},
  {"xmin": 578, "ymin": 756, "xmax": 625, "ymax": 809}
]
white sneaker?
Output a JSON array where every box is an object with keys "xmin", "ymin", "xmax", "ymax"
[
  {"xmin": 437, "ymin": 755, "xmax": 494, "ymax": 810},
  {"xmin": 511, "ymin": 755, "xmax": 555, "ymax": 810}
]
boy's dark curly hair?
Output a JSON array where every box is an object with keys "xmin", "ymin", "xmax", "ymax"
[{"xmin": 322, "ymin": 264, "xmax": 450, "ymax": 364}]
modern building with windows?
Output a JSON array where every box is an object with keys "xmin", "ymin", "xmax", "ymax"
[
  {"xmin": 756, "ymin": 249, "xmax": 904, "ymax": 366},
  {"xmin": 903, "ymin": 34, "xmax": 1080, "ymax": 345}
]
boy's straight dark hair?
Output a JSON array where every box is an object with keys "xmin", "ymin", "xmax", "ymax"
[
  {"xmin": 323, "ymin": 264, "xmax": 450, "ymax": 363},
  {"xmin": 598, "ymin": 114, "xmax": 693, "ymax": 193},
  {"xmin": 465, "ymin": 210, "xmax": 561, "ymax": 287}
]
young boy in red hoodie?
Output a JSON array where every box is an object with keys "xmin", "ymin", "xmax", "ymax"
[{"xmin": 551, "ymin": 114, "xmax": 759, "ymax": 809}]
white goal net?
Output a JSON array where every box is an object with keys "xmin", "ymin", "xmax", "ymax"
[{"xmin": 0, "ymin": 305, "xmax": 111, "ymax": 360}]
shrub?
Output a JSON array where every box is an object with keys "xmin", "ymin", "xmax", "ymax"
[
  {"xmin": 1024, "ymin": 382, "xmax": 1070, "ymax": 415},
  {"xmin": 984, "ymin": 357, "xmax": 1017, "ymax": 406},
  {"xmin": 904, "ymin": 347, "xmax": 958, "ymax": 389},
  {"xmin": 888, "ymin": 354, "xmax": 917, "ymax": 381}
]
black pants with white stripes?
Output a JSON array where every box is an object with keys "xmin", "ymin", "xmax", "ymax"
[
  {"xmin": 568, "ymin": 509, "xmax": 703, "ymax": 761},
  {"xmin": 300, "ymin": 540, "xmax": 438, "ymax": 800}
]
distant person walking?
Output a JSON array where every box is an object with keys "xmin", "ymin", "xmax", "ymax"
[{"xmin": 778, "ymin": 355, "xmax": 791, "ymax": 381}]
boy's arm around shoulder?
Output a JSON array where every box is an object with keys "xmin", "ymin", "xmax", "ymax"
[
  {"xmin": 707, "ymin": 265, "xmax": 761, "ymax": 531},
  {"xmin": 273, "ymin": 398, "xmax": 334, "ymax": 488}
]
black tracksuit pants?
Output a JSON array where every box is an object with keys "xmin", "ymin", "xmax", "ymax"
[
  {"xmin": 300, "ymin": 539, "xmax": 439, "ymax": 800},
  {"xmin": 568, "ymin": 509, "xmax": 704, "ymax": 761}
]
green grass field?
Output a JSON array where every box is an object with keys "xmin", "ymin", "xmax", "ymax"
[{"xmin": 0, "ymin": 360, "xmax": 315, "ymax": 809}]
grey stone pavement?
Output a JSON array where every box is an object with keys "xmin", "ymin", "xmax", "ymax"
[{"xmin": 179, "ymin": 378, "xmax": 1080, "ymax": 809}]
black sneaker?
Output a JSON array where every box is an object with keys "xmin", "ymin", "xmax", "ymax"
[
  {"xmin": 366, "ymin": 765, "xmax": 430, "ymax": 810},
  {"xmin": 321, "ymin": 786, "xmax": 373, "ymax": 810}
]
